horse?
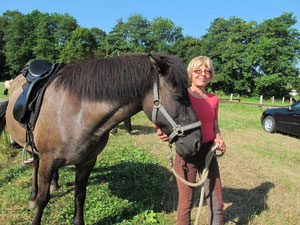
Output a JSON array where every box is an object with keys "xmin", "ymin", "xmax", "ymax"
[
  {"xmin": 3, "ymin": 79, "xmax": 13, "ymax": 95},
  {"xmin": 0, "ymin": 53, "xmax": 202, "ymax": 225}
]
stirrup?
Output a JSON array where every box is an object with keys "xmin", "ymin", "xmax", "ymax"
[{"xmin": 22, "ymin": 143, "xmax": 34, "ymax": 165}]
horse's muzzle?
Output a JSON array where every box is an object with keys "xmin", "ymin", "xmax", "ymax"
[{"xmin": 175, "ymin": 139, "xmax": 201, "ymax": 158}]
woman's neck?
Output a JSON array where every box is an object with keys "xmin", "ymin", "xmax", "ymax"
[
  {"xmin": 190, "ymin": 85, "xmax": 206, "ymax": 95},
  {"xmin": 189, "ymin": 85, "xmax": 208, "ymax": 99}
]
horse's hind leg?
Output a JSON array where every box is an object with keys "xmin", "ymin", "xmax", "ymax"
[
  {"xmin": 73, "ymin": 158, "xmax": 97, "ymax": 225},
  {"xmin": 28, "ymin": 153, "xmax": 39, "ymax": 210},
  {"xmin": 28, "ymin": 155, "xmax": 59, "ymax": 210},
  {"xmin": 50, "ymin": 170, "xmax": 59, "ymax": 192},
  {"xmin": 32, "ymin": 158, "xmax": 56, "ymax": 225}
]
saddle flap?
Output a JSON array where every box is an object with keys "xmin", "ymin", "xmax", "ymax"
[{"xmin": 13, "ymin": 83, "xmax": 31, "ymax": 123}]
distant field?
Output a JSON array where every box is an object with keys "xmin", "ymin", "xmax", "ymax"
[{"xmin": 0, "ymin": 83, "xmax": 299, "ymax": 224}]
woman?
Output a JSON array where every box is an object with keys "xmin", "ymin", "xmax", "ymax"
[{"xmin": 154, "ymin": 56, "xmax": 226, "ymax": 225}]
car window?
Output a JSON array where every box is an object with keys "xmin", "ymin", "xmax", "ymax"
[{"xmin": 293, "ymin": 102, "xmax": 300, "ymax": 110}]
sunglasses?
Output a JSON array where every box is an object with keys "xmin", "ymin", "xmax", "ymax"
[{"xmin": 194, "ymin": 69, "xmax": 211, "ymax": 75}]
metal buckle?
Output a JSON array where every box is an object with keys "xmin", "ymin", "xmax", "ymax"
[
  {"xmin": 153, "ymin": 99, "xmax": 161, "ymax": 108},
  {"xmin": 173, "ymin": 125, "xmax": 184, "ymax": 137}
]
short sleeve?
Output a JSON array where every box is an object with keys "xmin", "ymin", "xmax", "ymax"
[{"xmin": 214, "ymin": 96, "xmax": 219, "ymax": 121}]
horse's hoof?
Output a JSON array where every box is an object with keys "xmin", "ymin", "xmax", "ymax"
[{"xmin": 28, "ymin": 200, "xmax": 37, "ymax": 210}]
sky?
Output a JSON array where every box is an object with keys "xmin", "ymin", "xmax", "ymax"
[{"xmin": 0, "ymin": 0, "xmax": 299, "ymax": 38}]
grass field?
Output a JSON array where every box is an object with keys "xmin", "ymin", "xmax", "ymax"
[{"xmin": 0, "ymin": 81, "xmax": 299, "ymax": 224}]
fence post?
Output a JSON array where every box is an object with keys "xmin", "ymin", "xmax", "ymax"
[
  {"xmin": 282, "ymin": 97, "xmax": 285, "ymax": 104},
  {"xmin": 230, "ymin": 93, "xmax": 233, "ymax": 102},
  {"xmin": 260, "ymin": 95, "xmax": 263, "ymax": 104},
  {"xmin": 290, "ymin": 97, "xmax": 293, "ymax": 105},
  {"xmin": 271, "ymin": 96, "xmax": 274, "ymax": 104}
]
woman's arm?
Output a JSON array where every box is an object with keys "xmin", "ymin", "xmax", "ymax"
[{"xmin": 213, "ymin": 120, "xmax": 226, "ymax": 152}]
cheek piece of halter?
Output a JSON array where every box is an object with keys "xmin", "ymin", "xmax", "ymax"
[{"xmin": 151, "ymin": 80, "xmax": 201, "ymax": 143}]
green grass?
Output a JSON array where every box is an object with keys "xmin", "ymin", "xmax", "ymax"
[
  {"xmin": 0, "ymin": 81, "xmax": 9, "ymax": 101},
  {"xmin": 0, "ymin": 135, "xmax": 176, "ymax": 225},
  {"xmin": 218, "ymin": 103, "xmax": 265, "ymax": 130},
  {"xmin": 0, "ymin": 83, "xmax": 299, "ymax": 225}
]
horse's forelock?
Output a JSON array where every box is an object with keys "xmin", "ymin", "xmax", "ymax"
[{"xmin": 160, "ymin": 54, "xmax": 189, "ymax": 94}]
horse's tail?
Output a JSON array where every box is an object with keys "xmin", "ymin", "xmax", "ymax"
[{"xmin": 0, "ymin": 100, "xmax": 8, "ymax": 135}]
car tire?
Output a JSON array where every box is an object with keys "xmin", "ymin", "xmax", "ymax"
[{"xmin": 263, "ymin": 115, "xmax": 276, "ymax": 133}]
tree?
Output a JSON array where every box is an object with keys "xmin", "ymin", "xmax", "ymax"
[
  {"xmin": 51, "ymin": 13, "xmax": 78, "ymax": 52},
  {"xmin": 33, "ymin": 13, "xmax": 60, "ymax": 62},
  {"xmin": 201, "ymin": 13, "xmax": 300, "ymax": 96},
  {"xmin": 0, "ymin": 15, "xmax": 8, "ymax": 79},
  {"xmin": 105, "ymin": 18, "xmax": 130, "ymax": 56},
  {"xmin": 171, "ymin": 36, "xmax": 204, "ymax": 64},
  {"xmin": 3, "ymin": 10, "xmax": 41, "ymax": 76},
  {"xmin": 150, "ymin": 17, "xmax": 183, "ymax": 53},
  {"xmin": 59, "ymin": 27, "xmax": 97, "ymax": 63},
  {"xmin": 90, "ymin": 27, "xmax": 107, "ymax": 57},
  {"xmin": 201, "ymin": 17, "xmax": 258, "ymax": 94},
  {"xmin": 254, "ymin": 74, "xmax": 289, "ymax": 98},
  {"xmin": 124, "ymin": 14, "xmax": 152, "ymax": 52}
]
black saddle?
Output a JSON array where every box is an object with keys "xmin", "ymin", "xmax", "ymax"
[
  {"xmin": 13, "ymin": 59, "xmax": 60, "ymax": 127},
  {"xmin": 26, "ymin": 59, "xmax": 54, "ymax": 82}
]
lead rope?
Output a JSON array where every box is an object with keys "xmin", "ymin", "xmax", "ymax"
[{"xmin": 167, "ymin": 143, "xmax": 224, "ymax": 225}]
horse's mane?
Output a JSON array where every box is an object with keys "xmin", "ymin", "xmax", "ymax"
[{"xmin": 52, "ymin": 53, "xmax": 188, "ymax": 103}]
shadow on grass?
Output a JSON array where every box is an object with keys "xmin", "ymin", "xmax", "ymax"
[
  {"xmin": 89, "ymin": 162, "xmax": 178, "ymax": 224},
  {"xmin": 43, "ymin": 164, "xmax": 275, "ymax": 224},
  {"xmin": 116, "ymin": 124, "xmax": 155, "ymax": 135},
  {"xmin": 223, "ymin": 181, "xmax": 275, "ymax": 224}
]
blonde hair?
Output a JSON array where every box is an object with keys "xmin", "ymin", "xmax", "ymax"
[{"xmin": 187, "ymin": 56, "xmax": 215, "ymax": 82}]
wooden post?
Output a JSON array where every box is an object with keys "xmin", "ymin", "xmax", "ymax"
[
  {"xmin": 230, "ymin": 93, "xmax": 233, "ymax": 102},
  {"xmin": 282, "ymin": 97, "xmax": 285, "ymax": 104},
  {"xmin": 260, "ymin": 95, "xmax": 263, "ymax": 104},
  {"xmin": 290, "ymin": 97, "xmax": 293, "ymax": 104},
  {"xmin": 271, "ymin": 96, "xmax": 274, "ymax": 104}
]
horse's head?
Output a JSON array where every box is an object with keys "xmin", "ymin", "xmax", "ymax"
[{"xmin": 143, "ymin": 54, "xmax": 202, "ymax": 158}]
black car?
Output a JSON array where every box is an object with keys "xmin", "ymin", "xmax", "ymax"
[{"xmin": 261, "ymin": 100, "xmax": 300, "ymax": 137}]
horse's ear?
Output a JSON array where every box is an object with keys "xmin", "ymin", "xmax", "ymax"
[{"xmin": 148, "ymin": 54, "xmax": 168, "ymax": 74}]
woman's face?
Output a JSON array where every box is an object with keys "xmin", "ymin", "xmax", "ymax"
[{"xmin": 191, "ymin": 64, "xmax": 211, "ymax": 88}]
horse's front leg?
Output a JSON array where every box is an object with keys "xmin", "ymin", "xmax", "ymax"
[
  {"xmin": 28, "ymin": 153, "xmax": 39, "ymax": 210},
  {"xmin": 73, "ymin": 158, "xmax": 97, "ymax": 225}
]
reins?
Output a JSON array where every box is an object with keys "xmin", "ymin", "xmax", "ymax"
[{"xmin": 167, "ymin": 142, "xmax": 224, "ymax": 225}]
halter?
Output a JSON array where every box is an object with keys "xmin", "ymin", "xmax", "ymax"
[{"xmin": 151, "ymin": 80, "xmax": 201, "ymax": 143}]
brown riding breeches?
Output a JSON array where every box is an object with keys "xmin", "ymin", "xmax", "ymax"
[{"xmin": 175, "ymin": 141, "xmax": 224, "ymax": 225}]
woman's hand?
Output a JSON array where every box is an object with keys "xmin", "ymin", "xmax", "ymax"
[
  {"xmin": 153, "ymin": 124, "xmax": 170, "ymax": 142},
  {"xmin": 214, "ymin": 136, "xmax": 226, "ymax": 152}
]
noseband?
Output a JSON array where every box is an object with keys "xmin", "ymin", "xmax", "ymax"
[{"xmin": 151, "ymin": 80, "xmax": 201, "ymax": 143}]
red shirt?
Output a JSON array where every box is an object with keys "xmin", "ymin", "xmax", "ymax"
[{"xmin": 189, "ymin": 92, "xmax": 219, "ymax": 143}]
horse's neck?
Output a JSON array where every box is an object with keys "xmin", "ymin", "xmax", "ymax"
[{"xmin": 100, "ymin": 102, "xmax": 141, "ymax": 132}]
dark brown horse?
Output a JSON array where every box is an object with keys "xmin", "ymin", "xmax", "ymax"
[{"xmin": 0, "ymin": 53, "xmax": 202, "ymax": 225}]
